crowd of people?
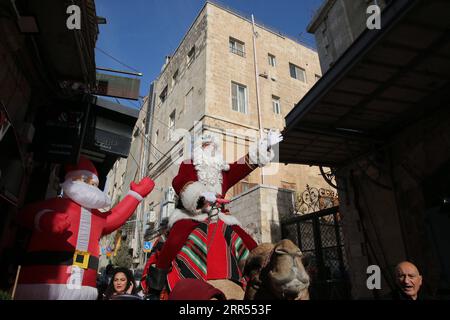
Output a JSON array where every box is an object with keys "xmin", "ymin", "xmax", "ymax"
[{"xmin": 93, "ymin": 258, "xmax": 427, "ymax": 301}]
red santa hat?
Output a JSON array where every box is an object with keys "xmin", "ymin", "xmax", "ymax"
[{"xmin": 64, "ymin": 155, "xmax": 99, "ymax": 184}]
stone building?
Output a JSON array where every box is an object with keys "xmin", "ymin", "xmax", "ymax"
[
  {"xmin": 141, "ymin": 1, "xmax": 334, "ymax": 249},
  {"xmin": 307, "ymin": 0, "xmax": 390, "ymax": 73}
]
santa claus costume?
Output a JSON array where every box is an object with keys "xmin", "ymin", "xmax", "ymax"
[
  {"xmin": 15, "ymin": 156, "xmax": 154, "ymax": 300},
  {"xmin": 147, "ymin": 132, "xmax": 282, "ymax": 299}
]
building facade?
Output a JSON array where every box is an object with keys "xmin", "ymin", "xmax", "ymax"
[
  {"xmin": 307, "ymin": 0, "xmax": 390, "ymax": 73},
  {"xmin": 144, "ymin": 2, "xmax": 333, "ymax": 248}
]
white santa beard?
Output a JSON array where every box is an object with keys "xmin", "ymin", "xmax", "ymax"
[
  {"xmin": 61, "ymin": 180, "xmax": 111, "ymax": 209},
  {"xmin": 193, "ymin": 146, "xmax": 229, "ymax": 194}
]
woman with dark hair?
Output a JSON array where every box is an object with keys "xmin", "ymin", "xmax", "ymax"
[{"xmin": 103, "ymin": 267, "xmax": 139, "ymax": 300}]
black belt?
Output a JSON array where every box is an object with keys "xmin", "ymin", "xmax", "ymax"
[{"xmin": 21, "ymin": 251, "xmax": 99, "ymax": 270}]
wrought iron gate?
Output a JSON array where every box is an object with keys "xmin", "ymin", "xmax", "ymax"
[{"xmin": 281, "ymin": 206, "xmax": 351, "ymax": 300}]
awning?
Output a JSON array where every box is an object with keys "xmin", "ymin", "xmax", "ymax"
[
  {"xmin": 280, "ymin": 0, "xmax": 450, "ymax": 167},
  {"xmin": 26, "ymin": 0, "xmax": 98, "ymax": 84},
  {"xmin": 82, "ymin": 96, "xmax": 140, "ymax": 187}
]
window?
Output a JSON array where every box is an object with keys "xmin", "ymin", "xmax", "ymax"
[
  {"xmin": 231, "ymin": 82, "xmax": 248, "ymax": 114},
  {"xmin": 315, "ymin": 74, "xmax": 321, "ymax": 82},
  {"xmin": 268, "ymin": 53, "xmax": 276, "ymax": 67},
  {"xmin": 154, "ymin": 129, "xmax": 159, "ymax": 145},
  {"xmin": 229, "ymin": 37, "xmax": 245, "ymax": 57},
  {"xmin": 159, "ymin": 85, "xmax": 168, "ymax": 103},
  {"xmin": 289, "ymin": 63, "xmax": 306, "ymax": 82},
  {"xmin": 187, "ymin": 46, "xmax": 195, "ymax": 66},
  {"xmin": 272, "ymin": 95, "xmax": 281, "ymax": 114},
  {"xmin": 172, "ymin": 69, "xmax": 179, "ymax": 87},
  {"xmin": 169, "ymin": 111, "xmax": 175, "ymax": 138}
]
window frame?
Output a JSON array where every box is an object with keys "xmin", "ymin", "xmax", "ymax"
[
  {"xmin": 168, "ymin": 110, "xmax": 176, "ymax": 139},
  {"xmin": 159, "ymin": 85, "xmax": 168, "ymax": 103},
  {"xmin": 187, "ymin": 46, "xmax": 195, "ymax": 66},
  {"xmin": 172, "ymin": 69, "xmax": 179, "ymax": 87},
  {"xmin": 289, "ymin": 63, "xmax": 306, "ymax": 82},
  {"xmin": 231, "ymin": 81, "xmax": 248, "ymax": 114},
  {"xmin": 272, "ymin": 95, "xmax": 281, "ymax": 114},
  {"xmin": 268, "ymin": 53, "xmax": 276, "ymax": 67},
  {"xmin": 229, "ymin": 37, "xmax": 246, "ymax": 57}
]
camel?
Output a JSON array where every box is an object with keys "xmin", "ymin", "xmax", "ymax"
[
  {"xmin": 243, "ymin": 239, "xmax": 310, "ymax": 300},
  {"xmin": 162, "ymin": 239, "xmax": 310, "ymax": 300}
]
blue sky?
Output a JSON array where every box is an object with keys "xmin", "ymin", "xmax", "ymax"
[{"xmin": 94, "ymin": 0, "xmax": 323, "ymax": 108}]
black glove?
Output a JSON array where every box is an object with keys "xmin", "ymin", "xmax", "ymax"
[{"xmin": 147, "ymin": 266, "xmax": 168, "ymax": 291}]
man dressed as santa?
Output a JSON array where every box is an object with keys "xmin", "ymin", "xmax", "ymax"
[
  {"xmin": 15, "ymin": 156, "xmax": 155, "ymax": 300},
  {"xmin": 146, "ymin": 130, "xmax": 283, "ymax": 300}
]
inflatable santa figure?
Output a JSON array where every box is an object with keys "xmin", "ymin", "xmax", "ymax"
[
  {"xmin": 15, "ymin": 156, "xmax": 155, "ymax": 300},
  {"xmin": 146, "ymin": 130, "xmax": 283, "ymax": 300}
]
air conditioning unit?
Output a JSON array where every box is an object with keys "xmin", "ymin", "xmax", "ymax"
[{"xmin": 164, "ymin": 187, "xmax": 175, "ymax": 202}]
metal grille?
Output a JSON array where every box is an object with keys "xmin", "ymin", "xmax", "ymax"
[
  {"xmin": 320, "ymin": 223, "xmax": 336, "ymax": 247},
  {"xmin": 281, "ymin": 207, "xmax": 351, "ymax": 300},
  {"xmin": 299, "ymin": 221, "xmax": 315, "ymax": 251}
]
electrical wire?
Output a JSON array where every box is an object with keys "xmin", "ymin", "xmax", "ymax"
[
  {"xmin": 95, "ymin": 47, "xmax": 142, "ymax": 74},
  {"xmin": 112, "ymin": 98, "xmax": 168, "ymax": 159},
  {"xmin": 128, "ymin": 149, "xmax": 142, "ymax": 179},
  {"xmin": 112, "ymin": 96, "xmax": 185, "ymax": 179},
  {"xmin": 114, "ymin": 97, "xmax": 174, "ymax": 159}
]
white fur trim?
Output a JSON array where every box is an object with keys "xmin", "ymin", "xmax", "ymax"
[
  {"xmin": 168, "ymin": 208, "xmax": 208, "ymax": 229},
  {"xmin": 218, "ymin": 212, "xmax": 242, "ymax": 226},
  {"xmin": 65, "ymin": 170, "xmax": 99, "ymax": 184},
  {"xmin": 249, "ymin": 139, "xmax": 275, "ymax": 167},
  {"xmin": 180, "ymin": 181, "xmax": 213, "ymax": 214},
  {"xmin": 34, "ymin": 209, "xmax": 53, "ymax": 232},
  {"xmin": 167, "ymin": 209, "xmax": 242, "ymax": 229},
  {"xmin": 127, "ymin": 190, "xmax": 143, "ymax": 202}
]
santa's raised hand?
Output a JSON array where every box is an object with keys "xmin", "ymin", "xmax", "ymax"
[
  {"xmin": 130, "ymin": 177, "xmax": 155, "ymax": 198},
  {"xmin": 15, "ymin": 156, "xmax": 157, "ymax": 301},
  {"xmin": 267, "ymin": 129, "xmax": 283, "ymax": 149}
]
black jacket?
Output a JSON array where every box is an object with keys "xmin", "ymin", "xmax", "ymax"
[{"xmin": 381, "ymin": 288, "xmax": 430, "ymax": 300}]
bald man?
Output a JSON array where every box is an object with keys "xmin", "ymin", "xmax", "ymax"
[{"xmin": 393, "ymin": 261, "xmax": 423, "ymax": 300}]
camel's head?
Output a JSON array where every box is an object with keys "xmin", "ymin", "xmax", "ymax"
[
  {"xmin": 266, "ymin": 239, "xmax": 310, "ymax": 300},
  {"xmin": 244, "ymin": 239, "xmax": 310, "ymax": 300}
]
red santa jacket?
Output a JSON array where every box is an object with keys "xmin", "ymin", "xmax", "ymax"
[
  {"xmin": 17, "ymin": 194, "xmax": 142, "ymax": 288},
  {"xmin": 155, "ymin": 210, "xmax": 257, "ymax": 291}
]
